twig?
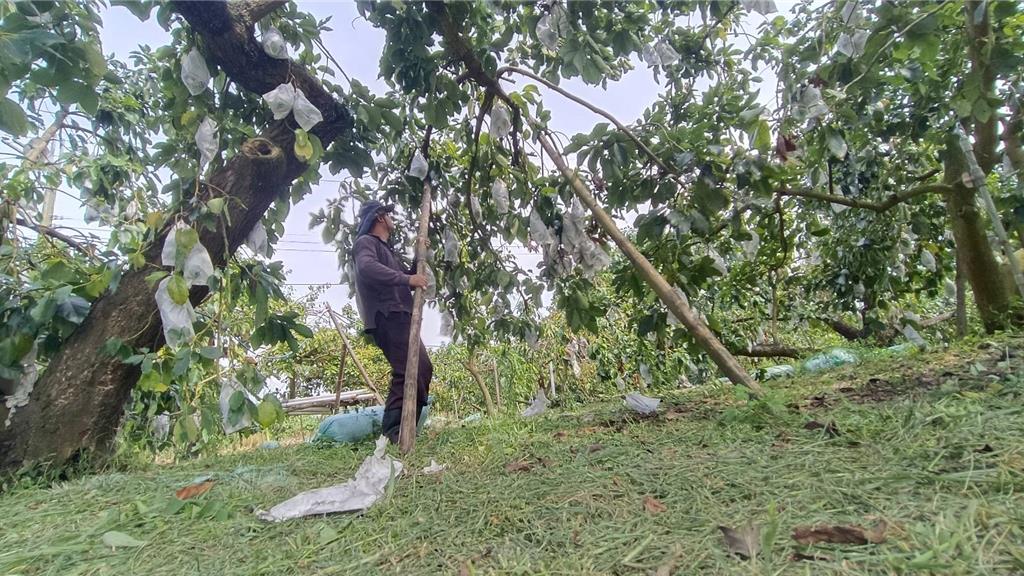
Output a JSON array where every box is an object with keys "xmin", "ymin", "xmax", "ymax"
[
  {"xmin": 775, "ymin": 183, "xmax": 952, "ymax": 212},
  {"xmin": 14, "ymin": 217, "xmax": 95, "ymax": 258}
]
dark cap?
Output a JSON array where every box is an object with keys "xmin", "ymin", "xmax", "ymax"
[{"xmin": 356, "ymin": 200, "xmax": 394, "ymax": 236}]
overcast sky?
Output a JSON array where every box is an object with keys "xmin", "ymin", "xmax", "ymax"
[{"xmin": 51, "ymin": 2, "xmax": 781, "ymax": 346}]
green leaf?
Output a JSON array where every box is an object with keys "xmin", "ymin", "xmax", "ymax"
[
  {"xmin": 206, "ymin": 197, "xmax": 225, "ymax": 214},
  {"xmin": 294, "ymin": 128, "xmax": 313, "ymax": 162},
  {"xmin": 137, "ymin": 368, "xmax": 168, "ymax": 393},
  {"xmin": 110, "ymin": 0, "xmax": 154, "ymax": 21},
  {"xmin": 0, "ymin": 98, "xmax": 28, "ymax": 136},
  {"xmin": 101, "ymin": 531, "xmax": 146, "ymax": 548},
  {"xmin": 752, "ymin": 120, "xmax": 771, "ymax": 153},
  {"xmin": 174, "ymin": 227, "xmax": 199, "ymax": 263},
  {"xmin": 167, "ymin": 273, "xmax": 189, "ymax": 305},
  {"xmin": 199, "ymin": 346, "xmax": 223, "ymax": 360}
]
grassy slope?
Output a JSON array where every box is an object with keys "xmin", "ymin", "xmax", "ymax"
[{"xmin": 2, "ymin": 336, "xmax": 1024, "ymax": 575}]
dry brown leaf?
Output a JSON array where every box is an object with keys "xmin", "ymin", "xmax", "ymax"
[
  {"xmin": 792, "ymin": 522, "xmax": 886, "ymax": 546},
  {"xmin": 790, "ymin": 551, "xmax": 830, "ymax": 562},
  {"xmin": 587, "ymin": 443, "xmax": 603, "ymax": 453},
  {"xmin": 553, "ymin": 430, "xmax": 569, "ymax": 440},
  {"xmin": 719, "ymin": 523, "xmax": 761, "ymax": 559},
  {"xmin": 175, "ymin": 480, "xmax": 214, "ymax": 500},
  {"xmin": 643, "ymin": 495, "xmax": 667, "ymax": 514},
  {"xmin": 504, "ymin": 460, "xmax": 534, "ymax": 473}
]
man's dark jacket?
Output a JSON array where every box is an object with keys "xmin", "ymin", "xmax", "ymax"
[{"xmin": 352, "ymin": 234, "xmax": 413, "ymax": 330}]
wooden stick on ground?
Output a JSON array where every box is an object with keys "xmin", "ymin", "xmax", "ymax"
[
  {"xmin": 334, "ymin": 345, "xmax": 348, "ymax": 412},
  {"xmin": 326, "ymin": 304, "xmax": 384, "ymax": 404}
]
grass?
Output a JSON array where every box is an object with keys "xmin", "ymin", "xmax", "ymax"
[{"xmin": 2, "ymin": 335, "xmax": 1024, "ymax": 575}]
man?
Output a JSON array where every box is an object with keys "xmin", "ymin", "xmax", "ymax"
[{"xmin": 351, "ymin": 200, "xmax": 432, "ymax": 444}]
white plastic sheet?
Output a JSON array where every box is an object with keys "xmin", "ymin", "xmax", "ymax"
[
  {"xmin": 625, "ymin": 392, "xmax": 660, "ymax": 415},
  {"xmin": 408, "ymin": 150, "xmax": 428, "ymax": 180},
  {"xmin": 161, "ymin": 221, "xmax": 188, "ymax": 267},
  {"xmin": 490, "ymin": 101, "xmax": 511, "ymax": 140},
  {"xmin": 470, "ymin": 195, "xmax": 482, "ymax": 222},
  {"xmin": 423, "ymin": 264, "xmax": 437, "ymax": 300},
  {"xmin": 292, "ymin": 88, "xmax": 323, "ymax": 131},
  {"xmin": 181, "ymin": 48, "xmax": 210, "ymax": 96},
  {"xmin": 155, "ymin": 277, "xmax": 196, "ymax": 348},
  {"xmin": 263, "ymin": 83, "xmax": 296, "ymax": 120},
  {"xmin": 491, "ymin": 179, "xmax": 509, "ymax": 215},
  {"xmin": 246, "ymin": 221, "xmax": 270, "ymax": 257},
  {"xmin": 944, "ymin": 278, "xmax": 957, "ymax": 299},
  {"xmin": 643, "ymin": 40, "xmax": 680, "ymax": 67},
  {"xmin": 522, "ymin": 387, "xmax": 548, "ymax": 417},
  {"xmin": 529, "ymin": 209, "xmax": 553, "ymax": 245},
  {"xmin": 443, "ymin": 228, "xmax": 459, "ymax": 263},
  {"xmin": 257, "ymin": 436, "xmax": 403, "ymax": 522},
  {"xmin": 800, "ymin": 86, "xmax": 829, "ymax": 121},
  {"xmin": 3, "ymin": 344, "xmax": 38, "ymax": 427},
  {"xmin": 196, "ymin": 116, "xmax": 218, "ymax": 172},
  {"xmin": 920, "ymin": 250, "xmax": 936, "ymax": 272},
  {"xmin": 421, "ymin": 460, "xmax": 446, "ymax": 474},
  {"xmin": 219, "ymin": 378, "xmax": 257, "ymax": 435},
  {"xmin": 440, "ymin": 311, "xmax": 454, "ymax": 337},
  {"xmin": 261, "ymin": 26, "xmax": 289, "ymax": 60},
  {"xmin": 901, "ymin": 324, "xmax": 927, "ymax": 349},
  {"xmin": 836, "ymin": 31, "xmax": 868, "ymax": 58},
  {"xmin": 183, "ymin": 241, "xmax": 214, "ymax": 287},
  {"xmin": 152, "ymin": 413, "xmax": 170, "ymax": 442},
  {"xmin": 536, "ymin": 4, "xmax": 568, "ymax": 51}
]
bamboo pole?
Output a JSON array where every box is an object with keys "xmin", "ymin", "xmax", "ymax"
[
  {"xmin": 334, "ymin": 345, "xmax": 348, "ymax": 413},
  {"xmin": 400, "ymin": 179, "xmax": 432, "ymax": 453},
  {"xmin": 326, "ymin": 304, "xmax": 384, "ymax": 404},
  {"xmin": 535, "ymin": 130, "xmax": 762, "ymax": 395}
]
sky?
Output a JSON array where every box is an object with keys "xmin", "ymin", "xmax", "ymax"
[{"xmin": 51, "ymin": 2, "xmax": 781, "ymax": 346}]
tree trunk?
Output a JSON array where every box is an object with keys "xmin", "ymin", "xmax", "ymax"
[
  {"xmin": 465, "ymin": 354, "xmax": 496, "ymax": 417},
  {"xmin": 943, "ymin": 136, "xmax": 1012, "ymax": 332},
  {"xmin": 0, "ymin": 0, "xmax": 354, "ymax": 472},
  {"xmin": 956, "ymin": 248, "xmax": 968, "ymax": 338}
]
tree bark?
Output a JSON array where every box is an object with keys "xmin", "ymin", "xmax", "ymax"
[
  {"xmin": 0, "ymin": 1, "xmax": 354, "ymax": 472},
  {"xmin": 942, "ymin": 136, "xmax": 1012, "ymax": 332},
  {"xmin": 733, "ymin": 343, "xmax": 802, "ymax": 359}
]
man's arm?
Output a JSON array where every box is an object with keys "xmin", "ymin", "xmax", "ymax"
[{"xmin": 354, "ymin": 238, "xmax": 410, "ymax": 287}]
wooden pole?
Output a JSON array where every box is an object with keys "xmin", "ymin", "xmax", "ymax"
[
  {"xmin": 399, "ymin": 179, "xmax": 432, "ymax": 453},
  {"xmin": 466, "ymin": 353, "xmax": 497, "ymax": 417},
  {"xmin": 535, "ymin": 130, "xmax": 762, "ymax": 395},
  {"xmin": 334, "ymin": 345, "xmax": 347, "ymax": 413},
  {"xmin": 326, "ymin": 304, "xmax": 384, "ymax": 404}
]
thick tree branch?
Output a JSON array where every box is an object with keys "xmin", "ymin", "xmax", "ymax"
[
  {"xmin": 1003, "ymin": 93, "xmax": 1024, "ymax": 177},
  {"xmin": 230, "ymin": 0, "xmax": 287, "ymax": 26},
  {"xmin": 965, "ymin": 0, "xmax": 998, "ymax": 173},
  {"xmin": 776, "ymin": 183, "xmax": 952, "ymax": 212},
  {"xmin": 15, "ymin": 218, "xmax": 93, "ymax": 257}
]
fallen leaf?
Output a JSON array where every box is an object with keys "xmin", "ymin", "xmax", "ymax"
[
  {"xmin": 553, "ymin": 430, "xmax": 568, "ymax": 440},
  {"xmin": 803, "ymin": 420, "xmax": 841, "ymax": 437},
  {"xmin": 504, "ymin": 460, "xmax": 534, "ymax": 473},
  {"xmin": 719, "ymin": 523, "xmax": 761, "ymax": 559},
  {"xmin": 643, "ymin": 495, "xmax": 667, "ymax": 514},
  {"xmin": 175, "ymin": 479, "xmax": 215, "ymax": 500},
  {"xmin": 101, "ymin": 531, "xmax": 146, "ymax": 549},
  {"xmin": 975, "ymin": 443, "xmax": 995, "ymax": 454},
  {"xmin": 587, "ymin": 443, "xmax": 603, "ymax": 453},
  {"xmin": 792, "ymin": 522, "xmax": 886, "ymax": 546},
  {"xmin": 611, "ymin": 476, "xmax": 624, "ymax": 488}
]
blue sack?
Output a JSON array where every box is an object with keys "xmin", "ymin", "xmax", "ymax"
[{"xmin": 312, "ymin": 397, "xmax": 432, "ymax": 444}]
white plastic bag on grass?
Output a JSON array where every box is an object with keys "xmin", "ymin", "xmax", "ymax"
[
  {"xmin": 292, "ymin": 88, "xmax": 323, "ymax": 131},
  {"xmin": 421, "ymin": 460, "xmax": 446, "ymax": 474},
  {"xmin": 263, "ymin": 83, "xmax": 296, "ymax": 120},
  {"xmin": 492, "ymin": 179, "xmax": 509, "ymax": 215},
  {"xmin": 522, "ymin": 387, "xmax": 548, "ymax": 418},
  {"xmin": 490, "ymin": 101, "xmax": 511, "ymax": 140},
  {"xmin": 181, "ymin": 48, "xmax": 210, "ymax": 96},
  {"xmin": 261, "ymin": 26, "xmax": 289, "ymax": 60},
  {"xmin": 155, "ymin": 277, "xmax": 195, "ymax": 348},
  {"xmin": 161, "ymin": 221, "xmax": 188, "ymax": 267},
  {"xmin": 183, "ymin": 241, "xmax": 214, "ymax": 287},
  {"xmin": 246, "ymin": 221, "xmax": 269, "ymax": 257},
  {"xmin": 195, "ymin": 116, "xmax": 218, "ymax": 172},
  {"xmin": 257, "ymin": 436, "xmax": 403, "ymax": 522},
  {"xmin": 625, "ymin": 392, "xmax": 660, "ymax": 415},
  {"xmin": 408, "ymin": 150, "xmax": 428, "ymax": 180}
]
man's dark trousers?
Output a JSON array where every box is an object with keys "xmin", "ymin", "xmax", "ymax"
[{"xmin": 372, "ymin": 311, "xmax": 432, "ymax": 442}]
